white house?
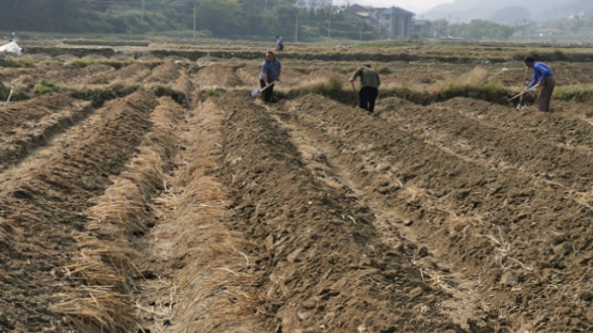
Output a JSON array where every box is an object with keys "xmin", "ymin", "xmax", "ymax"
[{"xmin": 295, "ymin": 0, "xmax": 332, "ymax": 10}]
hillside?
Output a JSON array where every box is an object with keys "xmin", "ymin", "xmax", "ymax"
[{"xmin": 424, "ymin": 0, "xmax": 593, "ymax": 22}]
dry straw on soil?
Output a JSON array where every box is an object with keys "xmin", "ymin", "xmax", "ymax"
[
  {"xmin": 159, "ymin": 100, "xmax": 263, "ymax": 333},
  {"xmin": 51, "ymin": 97, "xmax": 183, "ymax": 333}
]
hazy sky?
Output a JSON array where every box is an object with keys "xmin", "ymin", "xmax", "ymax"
[{"xmin": 340, "ymin": 0, "xmax": 455, "ymax": 13}]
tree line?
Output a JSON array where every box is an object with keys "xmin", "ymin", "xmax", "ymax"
[
  {"xmin": 430, "ymin": 19, "xmax": 515, "ymax": 40},
  {"xmin": 0, "ymin": 0, "xmax": 380, "ymax": 41}
]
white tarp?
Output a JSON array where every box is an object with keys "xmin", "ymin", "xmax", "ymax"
[{"xmin": 0, "ymin": 42, "xmax": 22, "ymax": 56}]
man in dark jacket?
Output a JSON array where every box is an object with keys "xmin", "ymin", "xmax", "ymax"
[{"xmin": 349, "ymin": 64, "xmax": 381, "ymax": 113}]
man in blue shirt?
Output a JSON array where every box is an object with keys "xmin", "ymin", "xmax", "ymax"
[
  {"xmin": 524, "ymin": 56, "xmax": 555, "ymax": 112},
  {"xmin": 259, "ymin": 50, "xmax": 281, "ymax": 103},
  {"xmin": 276, "ymin": 35, "xmax": 284, "ymax": 51}
]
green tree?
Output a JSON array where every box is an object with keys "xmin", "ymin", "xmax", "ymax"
[{"xmin": 196, "ymin": 0, "xmax": 245, "ymax": 35}]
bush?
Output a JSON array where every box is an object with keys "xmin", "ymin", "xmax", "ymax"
[
  {"xmin": 35, "ymin": 80, "xmax": 57, "ymax": 95},
  {"xmin": 71, "ymin": 58, "xmax": 94, "ymax": 69}
]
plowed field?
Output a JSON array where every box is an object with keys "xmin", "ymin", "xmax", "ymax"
[{"xmin": 0, "ymin": 51, "xmax": 591, "ymax": 333}]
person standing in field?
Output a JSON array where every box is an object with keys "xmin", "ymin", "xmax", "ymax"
[
  {"xmin": 524, "ymin": 56, "xmax": 555, "ymax": 112},
  {"xmin": 276, "ymin": 35, "xmax": 284, "ymax": 51},
  {"xmin": 259, "ymin": 50, "xmax": 281, "ymax": 103},
  {"xmin": 349, "ymin": 64, "xmax": 381, "ymax": 113}
]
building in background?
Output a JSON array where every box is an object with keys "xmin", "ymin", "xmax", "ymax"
[
  {"xmin": 345, "ymin": 4, "xmax": 415, "ymax": 39},
  {"xmin": 414, "ymin": 19, "xmax": 431, "ymax": 35},
  {"xmin": 295, "ymin": 0, "xmax": 333, "ymax": 10}
]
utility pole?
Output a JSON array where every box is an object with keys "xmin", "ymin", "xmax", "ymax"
[
  {"xmin": 360, "ymin": 21, "xmax": 363, "ymax": 41},
  {"xmin": 295, "ymin": 12, "xmax": 299, "ymax": 42},
  {"xmin": 328, "ymin": 8, "xmax": 332, "ymax": 38},
  {"xmin": 141, "ymin": 0, "xmax": 145, "ymax": 23},
  {"xmin": 193, "ymin": 1, "xmax": 197, "ymax": 40}
]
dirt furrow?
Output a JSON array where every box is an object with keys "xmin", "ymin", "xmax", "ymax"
[
  {"xmin": 269, "ymin": 107, "xmax": 491, "ymax": 330},
  {"xmin": 0, "ymin": 91, "xmax": 158, "ymax": 333},
  {"xmin": 430, "ymin": 97, "xmax": 593, "ymax": 153},
  {"xmin": 46, "ymin": 64, "xmax": 116, "ymax": 84},
  {"xmin": 145, "ymin": 63, "xmax": 182, "ymax": 84},
  {"xmin": 215, "ymin": 92, "xmax": 465, "ymax": 333},
  {"xmin": 49, "ymin": 96, "xmax": 183, "ymax": 333},
  {"xmin": 0, "ymin": 93, "xmax": 93, "ymax": 171},
  {"xmin": 85, "ymin": 63, "xmax": 151, "ymax": 85},
  {"xmin": 139, "ymin": 99, "xmax": 264, "ymax": 333},
  {"xmin": 282, "ymin": 94, "xmax": 592, "ymax": 333},
  {"xmin": 377, "ymin": 97, "xmax": 593, "ymax": 192}
]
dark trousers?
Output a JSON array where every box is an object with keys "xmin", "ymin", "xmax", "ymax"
[
  {"xmin": 359, "ymin": 86, "xmax": 378, "ymax": 113},
  {"xmin": 538, "ymin": 76, "xmax": 555, "ymax": 112},
  {"xmin": 259, "ymin": 80, "xmax": 274, "ymax": 102}
]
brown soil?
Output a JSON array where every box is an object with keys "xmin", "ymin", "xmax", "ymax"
[
  {"xmin": 491, "ymin": 63, "xmax": 593, "ymax": 87},
  {"xmin": 214, "ymin": 92, "xmax": 465, "ymax": 333},
  {"xmin": 84, "ymin": 63, "xmax": 150, "ymax": 85},
  {"xmin": 0, "ymin": 91, "xmax": 157, "ymax": 332},
  {"xmin": 144, "ymin": 62, "xmax": 181, "ymax": 84},
  {"xmin": 0, "ymin": 93, "xmax": 93, "ymax": 170},
  {"xmin": 195, "ymin": 63, "xmax": 243, "ymax": 88},
  {"xmin": 376, "ymin": 96, "xmax": 593, "ymax": 192},
  {"xmin": 275, "ymin": 94, "xmax": 592, "ymax": 333},
  {"xmin": 434, "ymin": 97, "xmax": 593, "ymax": 153},
  {"xmin": 45, "ymin": 64, "xmax": 115, "ymax": 84}
]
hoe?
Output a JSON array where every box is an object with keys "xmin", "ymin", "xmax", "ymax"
[
  {"xmin": 251, "ymin": 81, "xmax": 277, "ymax": 98},
  {"xmin": 505, "ymin": 85, "xmax": 537, "ymax": 109}
]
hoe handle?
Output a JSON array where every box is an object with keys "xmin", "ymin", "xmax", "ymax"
[
  {"xmin": 350, "ymin": 80, "xmax": 357, "ymax": 94},
  {"xmin": 510, "ymin": 85, "xmax": 538, "ymax": 101}
]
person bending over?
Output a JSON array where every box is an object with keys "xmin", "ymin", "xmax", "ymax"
[
  {"xmin": 350, "ymin": 64, "xmax": 381, "ymax": 113},
  {"xmin": 259, "ymin": 50, "xmax": 281, "ymax": 103},
  {"xmin": 524, "ymin": 56, "xmax": 555, "ymax": 112}
]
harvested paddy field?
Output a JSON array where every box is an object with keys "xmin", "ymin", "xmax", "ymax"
[{"xmin": 0, "ymin": 45, "xmax": 591, "ymax": 333}]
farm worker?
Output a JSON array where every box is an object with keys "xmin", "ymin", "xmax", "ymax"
[
  {"xmin": 349, "ymin": 64, "xmax": 381, "ymax": 113},
  {"xmin": 259, "ymin": 50, "xmax": 281, "ymax": 103},
  {"xmin": 276, "ymin": 35, "xmax": 284, "ymax": 51},
  {"xmin": 524, "ymin": 56, "xmax": 555, "ymax": 112}
]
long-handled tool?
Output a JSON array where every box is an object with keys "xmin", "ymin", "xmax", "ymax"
[
  {"xmin": 251, "ymin": 81, "xmax": 277, "ymax": 98},
  {"xmin": 517, "ymin": 67, "xmax": 528, "ymax": 110},
  {"xmin": 509, "ymin": 84, "xmax": 538, "ymax": 102},
  {"xmin": 350, "ymin": 80, "xmax": 358, "ymax": 107},
  {"xmin": 6, "ymin": 85, "xmax": 14, "ymax": 103}
]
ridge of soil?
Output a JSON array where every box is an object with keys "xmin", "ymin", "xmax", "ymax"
[
  {"xmin": 0, "ymin": 91, "xmax": 158, "ymax": 332},
  {"xmin": 432, "ymin": 97, "xmax": 593, "ymax": 152},
  {"xmin": 195, "ymin": 63, "xmax": 243, "ymax": 88},
  {"xmin": 215, "ymin": 92, "xmax": 466, "ymax": 333},
  {"xmin": 378, "ymin": 97, "xmax": 593, "ymax": 192},
  {"xmin": 145, "ymin": 62, "xmax": 182, "ymax": 84},
  {"xmin": 282, "ymin": 93, "xmax": 592, "ymax": 333},
  {"xmin": 0, "ymin": 93, "xmax": 93, "ymax": 171}
]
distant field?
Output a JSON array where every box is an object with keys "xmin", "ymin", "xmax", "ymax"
[{"xmin": 0, "ymin": 41, "xmax": 591, "ymax": 333}]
